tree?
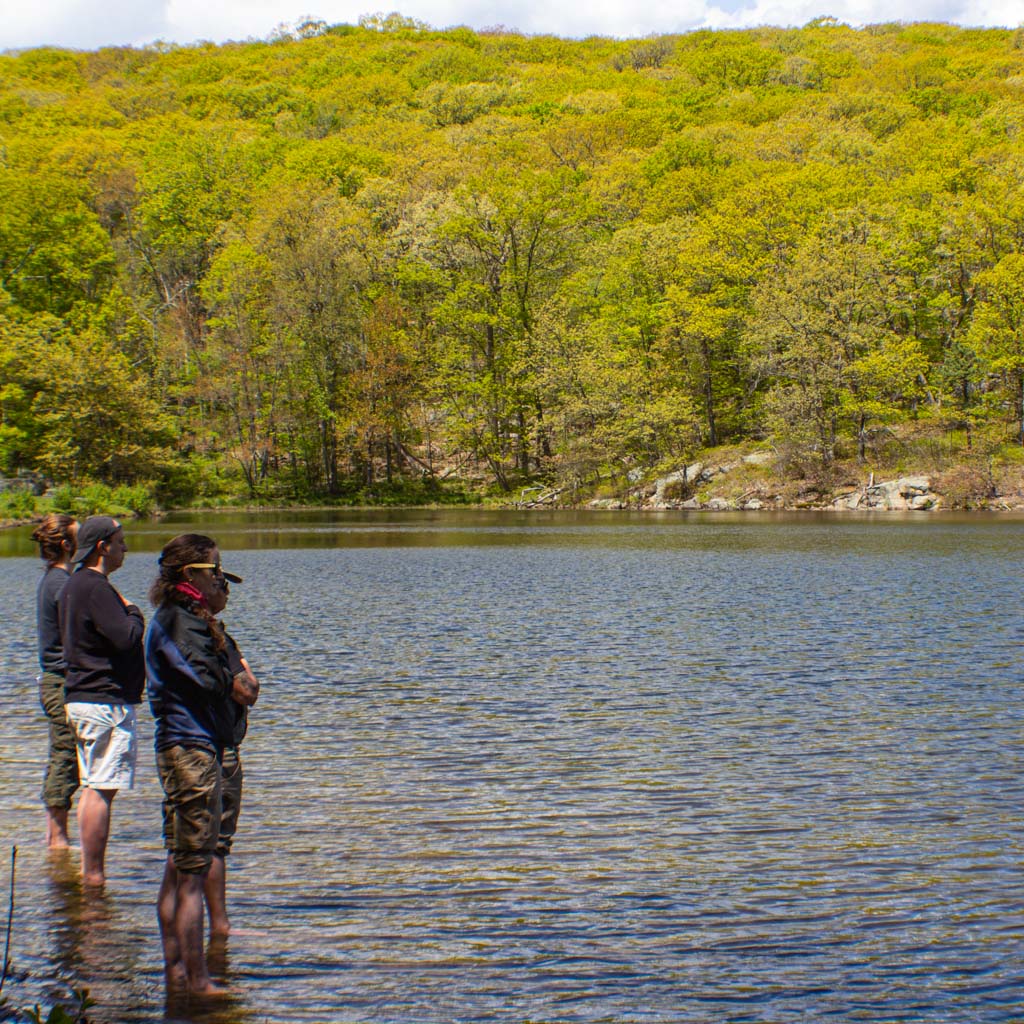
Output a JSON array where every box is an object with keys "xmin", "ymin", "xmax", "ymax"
[
  {"xmin": 200, "ymin": 241, "xmax": 291, "ymax": 495},
  {"xmin": 124, "ymin": 125, "xmax": 270, "ymax": 394},
  {"xmin": 750, "ymin": 213, "xmax": 924, "ymax": 466},
  {"xmin": 535, "ymin": 222, "xmax": 699, "ymax": 490},
  {"xmin": 0, "ymin": 291, "xmax": 173, "ymax": 483},
  {"xmin": 0, "ymin": 165, "xmax": 115, "ymax": 317},
  {"xmin": 968, "ymin": 254, "xmax": 1024, "ymax": 444},
  {"xmin": 248, "ymin": 183, "xmax": 374, "ymax": 494},
  {"xmin": 666, "ymin": 172, "xmax": 820, "ymax": 448},
  {"xmin": 407, "ymin": 168, "xmax": 590, "ymax": 489}
]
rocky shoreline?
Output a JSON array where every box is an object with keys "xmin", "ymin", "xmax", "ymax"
[
  {"xmin": 517, "ymin": 451, "xmax": 1024, "ymax": 513},
  {"xmin": 7, "ymin": 454, "xmax": 1024, "ymax": 529}
]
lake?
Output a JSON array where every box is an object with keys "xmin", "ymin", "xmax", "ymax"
[{"xmin": 1, "ymin": 509, "xmax": 1023, "ymax": 1022}]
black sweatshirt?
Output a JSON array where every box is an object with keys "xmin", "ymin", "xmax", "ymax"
[{"xmin": 59, "ymin": 567, "xmax": 145, "ymax": 705}]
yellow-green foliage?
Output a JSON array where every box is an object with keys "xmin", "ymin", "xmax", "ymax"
[{"xmin": 2, "ymin": 19, "xmax": 1023, "ymax": 499}]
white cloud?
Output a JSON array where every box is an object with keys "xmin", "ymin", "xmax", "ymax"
[
  {"xmin": 4, "ymin": 0, "xmax": 172, "ymax": 49},
  {"xmin": 0, "ymin": 0, "xmax": 1018, "ymax": 51}
]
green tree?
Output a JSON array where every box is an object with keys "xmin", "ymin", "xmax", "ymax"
[
  {"xmin": 0, "ymin": 292, "xmax": 173, "ymax": 483},
  {"xmin": 201, "ymin": 241, "xmax": 291, "ymax": 495},
  {"xmin": 408, "ymin": 168, "xmax": 589, "ymax": 489},
  {"xmin": 249, "ymin": 182, "xmax": 373, "ymax": 494},
  {"xmin": 968, "ymin": 253, "xmax": 1024, "ymax": 444},
  {"xmin": 750, "ymin": 214, "xmax": 925, "ymax": 466},
  {"xmin": 0, "ymin": 166, "xmax": 115, "ymax": 317},
  {"xmin": 536, "ymin": 221, "xmax": 699, "ymax": 489}
]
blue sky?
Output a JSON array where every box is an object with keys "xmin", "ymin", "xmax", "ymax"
[{"xmin": 2, "ymin": 0, "xmax": 1019, "ymax": 52}]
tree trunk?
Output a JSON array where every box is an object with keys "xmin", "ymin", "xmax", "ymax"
[
  {"xmin": 517, "ymin": 410, "xmax": 529, "ymax": 475},
  {"xmin": 700, "ymin": 338, "xmax": 717, "ymax": 447},
  {"xmin": 321, "ymin": 419, "xmax": 337, "ymax": 495},
  {"xmin": 1018, "ymin": 374, "xmax": 1024, "ymax": 446}
]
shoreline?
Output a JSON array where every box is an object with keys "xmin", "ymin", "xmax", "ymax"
[
  {"xmin": 7, "ymin": 498, "xmax": 1024, "ymax": 532},
  {"xmin": 6, "ymin": 462, "xmax": 1024, "ymax": 530}
]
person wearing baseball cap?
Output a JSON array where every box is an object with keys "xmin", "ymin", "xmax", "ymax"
[{"xmin": 59, "ymin": 515, "xmax": 145, "ymax": 887}]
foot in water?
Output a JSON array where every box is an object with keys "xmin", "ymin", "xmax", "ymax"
[{"xmin": 190, "ymin": 979, "xmax": 232, "ymax": 997}]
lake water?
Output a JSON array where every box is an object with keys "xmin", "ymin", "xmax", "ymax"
[{"xmin": 1, "ymin": 509, "xmax": 1023, "ymax": 1023}]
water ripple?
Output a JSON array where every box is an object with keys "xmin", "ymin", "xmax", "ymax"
[{"xmin": 1, "ymin": 514, "xmax": 1023, "ymax": 1021}]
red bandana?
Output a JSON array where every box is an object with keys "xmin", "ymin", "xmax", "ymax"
[{"xmin": 174, "ymin": 581, "xmax": 207, "ymax": 608}]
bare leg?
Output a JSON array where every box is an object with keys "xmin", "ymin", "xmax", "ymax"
[
  {"xmin": 77, "ymin": 788, "xmax": 115, "ymax": 886},
  {"xmin": 46, "ymin": 806, "xmax": 71, "ymax": 849},
  {"xmin": 176, "ymin": 870, "xmax": 225, "ymax": 994},
  {"xmin": 204, "ymin": 854, "xmax": 230, "ymax": 938},
  {"xmin": 157, "ymin": 855, "xmax": 187, "ymax": 988}
]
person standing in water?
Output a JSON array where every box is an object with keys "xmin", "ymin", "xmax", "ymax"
[
  {"xmin": 60, "ymin": 516, "xmax": 145, "ymax": 886},
  {"xmin": 204, "ymin": 569, "xmax": 257, "ymax": 940},
  {"xmin": 32, "ymin": 513, "xmax": 80, "ymax": 848},
  {"xmin": 146, "ymin": 534, "xmax": 258, "ymax": 994}
]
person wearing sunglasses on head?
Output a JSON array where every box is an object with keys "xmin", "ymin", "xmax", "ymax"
[{"xmin": 145, "ymin": 534, "xmax": 257, "ymax": 995}]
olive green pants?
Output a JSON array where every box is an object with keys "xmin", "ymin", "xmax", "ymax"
[{"xmin": 39, "ymin": 672, "xmax": 79, "ymax": 810}]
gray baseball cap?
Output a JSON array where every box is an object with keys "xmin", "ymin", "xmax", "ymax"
[{"xmin": 72, "ymin": 516, "xmax": 121, "ymax": 563}]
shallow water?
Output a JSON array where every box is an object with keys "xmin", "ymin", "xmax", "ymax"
[{"xmin": 1, "ymin": 510, "xmax": 1023, "ymax": 1022}]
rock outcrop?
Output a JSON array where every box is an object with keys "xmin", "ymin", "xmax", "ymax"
[
  {"xmin": 585, "ymin": 455, "xmax": 945, "ymax": 512},
  {"xmin": 831, "ymin": 476, "xmax": 941, "ymax": 511}
]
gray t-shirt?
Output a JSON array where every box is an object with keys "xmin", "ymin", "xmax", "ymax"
[{"xmin": 37, "ymin": 565, "xmax": 70, "ymax": 675}]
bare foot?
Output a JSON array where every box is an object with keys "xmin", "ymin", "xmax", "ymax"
[
  {"xmin": 82, "ymin": 870, "xmax": 105, "ymax": 888},
  {"xmin": 189, "ymin": 979, "xmax": 233, "ymax": 997}
]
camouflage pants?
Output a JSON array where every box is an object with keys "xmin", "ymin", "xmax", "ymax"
[
  {"xmin": 158, "ymin": 745, "xmax": 222, "ymax": 874},
  {"xmin": 216, "ymin": 746, "xmax": 244, "ymax": 858}
]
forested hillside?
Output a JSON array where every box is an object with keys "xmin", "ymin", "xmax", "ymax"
[{"xmin": 2, "ymin": 16, "xmax": 1024, "ymax": 509}]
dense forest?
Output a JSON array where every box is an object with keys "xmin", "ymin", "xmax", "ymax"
[{"xmin": 2, "ymin": 15, "xmax": 1024, "ymax": 510}]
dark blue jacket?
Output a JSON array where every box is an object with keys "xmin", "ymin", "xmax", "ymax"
[{"xmin": 146, "ymin": 602, "xmax": 241, "ymax": 755}]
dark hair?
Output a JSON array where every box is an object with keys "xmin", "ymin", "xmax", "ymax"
[
  {"xmin": 150, "ymin": 533, "xmax": 225, "ymax": 649},
  {"xmin": 31, "ymin": 514, "xmax": 77, "ymax": 565}
]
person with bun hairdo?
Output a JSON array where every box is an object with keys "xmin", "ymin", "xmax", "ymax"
[
  {"xmin": 146, "ymin": 533, "xmax": 257, "ymax": 995},
  {"xmin": 31, "ymin": 513, "xmax": 79, "ymax": 848}
]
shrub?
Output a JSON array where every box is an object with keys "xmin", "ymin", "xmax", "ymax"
[
  {"xmin": 0, "ymin": 488, "xmax": 41, "ymax": 520},
  {"xmin": 933, "ymin": 463, "xmax": 994, "ymax": 507},
  {"xmin": 111, "ymin": 484, "xmax": 156, "ymax": 517},
  {"xmin": 47, "ymin": 481, "xmax": 157, "ymax": 517}
]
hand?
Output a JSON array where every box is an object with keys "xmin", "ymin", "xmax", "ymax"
[{"xmin": 231, "ymin": 669, "xmax": 259, "ymax": 707}]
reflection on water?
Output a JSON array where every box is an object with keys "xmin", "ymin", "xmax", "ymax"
[{"xmin": 1, "ymin": 510, "xmax": 1023, "ymax": 1022}]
